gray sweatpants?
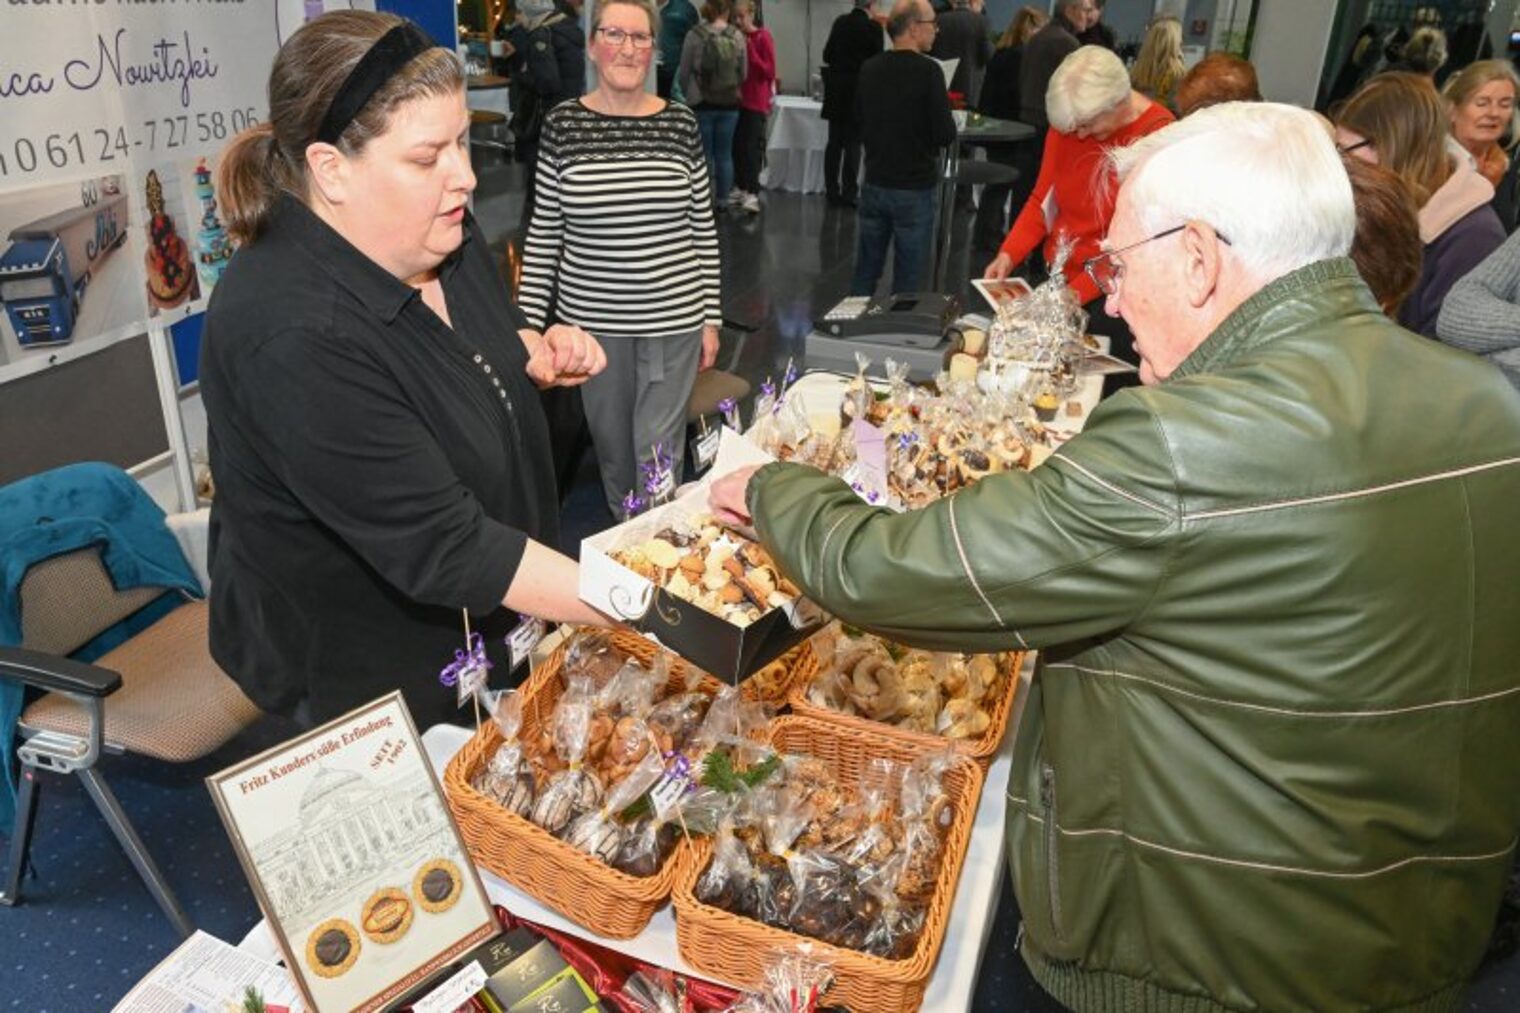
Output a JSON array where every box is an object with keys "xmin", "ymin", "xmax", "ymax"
[{"xmin": 581, "ymin": 329, "xmax": 702, "ymax": 516}]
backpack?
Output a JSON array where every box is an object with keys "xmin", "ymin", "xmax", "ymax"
[{"xmin": 698, "ymin": 25, "xmax": 744, "ymax": 105}]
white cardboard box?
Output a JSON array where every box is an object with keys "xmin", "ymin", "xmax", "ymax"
[{"xmin": 579, "ymin": 429, "xmax": 823, "ymax": 682}]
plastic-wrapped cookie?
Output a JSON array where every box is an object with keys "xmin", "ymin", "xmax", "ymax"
[
  {"xmin": 306, "ymin": 918, "xmax": 360, "ymax": 977},
  {"xmin": 360, "ymin": 887, "xmax": 414, "ymax": 943},
  {"xmin": 413, "ymin": 858, "xmax": 463, "ymax": 914}
]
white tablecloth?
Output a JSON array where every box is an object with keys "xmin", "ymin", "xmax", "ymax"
[{"xmin": 761, "ymin": 96, "xmax": 829, "ymax": 194}]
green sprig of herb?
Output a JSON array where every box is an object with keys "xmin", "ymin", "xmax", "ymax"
[{"xmin": 242, "ymin": 986, "xmax": 266, "ymax": 1013}]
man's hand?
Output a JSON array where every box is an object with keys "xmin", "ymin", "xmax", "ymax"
[
  {"xmin": 700, "ymin": 324, "xmax": 720, "ymax": 371},
  {"xmin": 523, "ymin": 325, "xmax": 607, "ymax": 388},
  {"xmin": 709, "ymin": 465, "xmax": 761, "ymax": 526},
  {"xmin": 983, "ymin": 251, "xmax": 1014, "ymax": 281}
]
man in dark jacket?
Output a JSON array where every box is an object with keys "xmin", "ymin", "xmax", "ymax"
[
  {"xmin": 851, "ymin": 0, "xmax": 956, "ymax": 293},
  {"xmin": 821, "ymin": 0, "xmax": 885, "ymax": 207},
  {"xmin": 713, "ymin": 102, "xmax": 1520, "ymax": 1013},
  {"xmin": 930, "ymin": 0, "xmax": 992, "ymax": 105},
  {"xmin": 1019, "ymin": 0, "xmax": 1087, "ymax": 130},
  {"xmin": 1077, "ymin": 0, "xmax": 1116, "ymax": 50}
]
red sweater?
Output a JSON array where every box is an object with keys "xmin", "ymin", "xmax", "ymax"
[
  {"xmin": 739, "ymin": 27, "xmax": 776, "ymax": 114},
  {"xmin": 999, "ymin": 100, "xmax": 1174, "ymax": 305}
]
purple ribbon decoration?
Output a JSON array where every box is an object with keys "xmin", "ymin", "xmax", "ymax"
[
  {"xmin": 439, "ymin": 631, "xmax": 492, "ymax": 688},
  {"xmin": 849, "ymin": 481, "xmax": 882, "ymax": 505},
  {"xmin": 759, "ymin": 379, "xmax": 776, "ymax": 400},
  {"xmin": 663, "ymin": 750, "xmax": 698, "ymax": 794},
  {"xmin": 782, "ymin": 360, "xmax": 798, "ymax": 392},
  {"xmin": 622, "ymin": 489, "xmax": 646, "ymax": 519},
  {"xmin": 718, "ymin": 397, "xmax": 741, "ymax": 431}
]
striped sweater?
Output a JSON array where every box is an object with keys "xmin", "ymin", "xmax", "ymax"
[{"xmin": 517, "ymin": 101, "xmax": 722, "ymax": 338}]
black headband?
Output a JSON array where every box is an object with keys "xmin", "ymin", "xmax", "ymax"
[{"xmin": 316, "ymin": 22, "xmax": 439, "ymax": 145}]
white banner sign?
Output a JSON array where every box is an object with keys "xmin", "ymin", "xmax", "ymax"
[{"xmin": 0, "ymin": 1, "xmax": 371, "ymax": 369}]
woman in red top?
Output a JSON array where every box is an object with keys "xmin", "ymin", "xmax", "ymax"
[
  {"xmin": 730, "ymin": 0, "xmax": 777, "ymax": 215},
  {"xmin": 984, "ymin": 45, "xmax": 1173, "ymax": 363}
]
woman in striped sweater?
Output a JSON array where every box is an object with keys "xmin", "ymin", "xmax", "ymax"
[{"xmin": 518, "ymin": 0, "xmax": 722, "ymax": 515}]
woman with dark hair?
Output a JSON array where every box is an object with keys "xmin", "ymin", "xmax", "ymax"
[
  {"xmin": 1336, "ymin": 72, "xmax": 1505, "ymax": 337},
  {"xmin": 203, "ymin": 11, "xmax": 607, "ymax": 728},
  {"xmin": 1343, "ymin": 155, "xmax": 1423, "ymax": 318},
  {"xmin": 971, "ymin": 5, "xmax": 1046, "ymax": 249}
]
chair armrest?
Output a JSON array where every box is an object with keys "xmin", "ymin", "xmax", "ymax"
[{"xmin": 0, "ymin": 646, "xmax": 121, "ymax": 697}]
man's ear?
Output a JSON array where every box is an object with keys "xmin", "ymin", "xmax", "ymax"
[
  {"xmin": 305, "ymin": 142, "xmax": 350, "ymax": 207},
  {"xmin": 1181, "ymin": 221, "xmax": 1223, "ymax": 310}
]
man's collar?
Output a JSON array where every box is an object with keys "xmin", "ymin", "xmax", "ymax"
[
  {"xmin": 1169, "ymin": 258, "xmax": 1371, "ymax": 382},
  {"xmin": 273, "ymin": 194, "xmax": 473, "ymax": 324}
]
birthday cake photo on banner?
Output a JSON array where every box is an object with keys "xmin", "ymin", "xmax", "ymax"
[
  {"xmin": 190, "ymin": 158, "xmax": 235, "ymax": 293},
  {"xmin": 142, "ymin": 168, "xmax": 200, "ymax": 314}
]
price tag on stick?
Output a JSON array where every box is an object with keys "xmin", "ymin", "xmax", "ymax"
[
  {"xmin": 507, "ymin": 616, "xmax": 546, "ymax": 671},
  {"xmin": 690, "ymin": 424, "xmax": 721, "ymax": 473}
]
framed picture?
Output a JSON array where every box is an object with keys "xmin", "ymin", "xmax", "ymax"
[
  {"xmin": 971, "ymin": 277, "xmax": 1033, "ymax": 313},
  {"xmin": 207, "ymin": 693, "xmax": 497, "ymax": 1012}
]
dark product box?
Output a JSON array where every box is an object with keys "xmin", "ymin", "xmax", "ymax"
[
  {"xmin": 485, "ymin": 938, "xmax": 570, "ymax": 1009},
  {"xmin": 579, "ymin": 429, "xmax": 824, "ymax": 683},
  {"xmin": 505, "ymin": 966, "xmax": 600, "ymax": 1012},
  {"xmin": 474, "ymin": 927, "xmax": 543, "ymax": 979}
]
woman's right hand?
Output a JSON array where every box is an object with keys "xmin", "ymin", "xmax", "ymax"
[{"xmin": 983, "ymin": 251, "xmax": 1014, "ymax": 281}]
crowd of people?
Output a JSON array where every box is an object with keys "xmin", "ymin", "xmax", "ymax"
[{"xmin": 193, "ymin": 6, "xmax": 1520, "ymax": 1012}]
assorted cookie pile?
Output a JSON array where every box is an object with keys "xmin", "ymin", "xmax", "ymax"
[
  {"xmin": 610, "ymin": 515, "xmax": 802, "ymax": 629},
  {"xmin": 805, "ymin": 625, "xmax": 1014, "ymax": 741}
]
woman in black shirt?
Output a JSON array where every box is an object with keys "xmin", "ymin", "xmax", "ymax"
[{"xmin": 202, "ymin": 12, "xmax": 608, "ymax": 729}]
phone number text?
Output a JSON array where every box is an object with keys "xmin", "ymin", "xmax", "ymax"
[{"xmin": 0, "ymin": 107, "xmax": 260, "ymax": 178}]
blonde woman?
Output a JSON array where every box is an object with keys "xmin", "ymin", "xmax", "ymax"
[
  {"xmin": 1444, "ymin": 60, "xmax": 1520, "ymax": 180},
  {"xmin": 1129, "ymin": 16, "xmax": 1184, "ymax": 111},
  {"xmin": 1445, "ymin": 60, "xmax": 1520, "ymax": 231}
]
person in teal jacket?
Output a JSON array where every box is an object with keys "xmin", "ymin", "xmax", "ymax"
[
  {"xmin": 657, "ymin": 0, "xmax": 698, "ymax": 99},
  {"xmin": 712, "ymin": 102, "xmax": 1520, "ymax": 1011}
]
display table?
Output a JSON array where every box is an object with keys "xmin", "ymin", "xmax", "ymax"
[
  {"xmin": 761, "ymin": 96, "xmax": 829, "ymax": 194},
  {"xmin": 796, "ymin": 338, "xmax": 1108, "ymax": 435},
  {"xmin": 236, "ymin": 708, "xmax": 1024, "ymax": 1012}
]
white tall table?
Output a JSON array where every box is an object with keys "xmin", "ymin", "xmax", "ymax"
[{"xmin": 761, "ymin": 96, "xmax": 829, "ymax": 194}]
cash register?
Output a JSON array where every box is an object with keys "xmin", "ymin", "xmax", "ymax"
[{"xmin": 807, "ymin": 292, "xmax": 961, "ymax": 380}]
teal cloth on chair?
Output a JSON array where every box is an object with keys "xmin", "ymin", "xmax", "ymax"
[{"xmin": 0, "ymin": 462, "xmax": 201, "ymax": 833}]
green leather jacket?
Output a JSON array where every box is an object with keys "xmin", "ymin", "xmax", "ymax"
[{"xmin": 748, "ymin": 260, "xmax": 1520, "ymax": 1012}]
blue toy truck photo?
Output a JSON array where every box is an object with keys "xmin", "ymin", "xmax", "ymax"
[{"xmin": 0, "ymin": 183, "xmax": 128, "ymax": 347}]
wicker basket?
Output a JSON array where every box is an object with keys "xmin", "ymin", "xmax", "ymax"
[
  {"xmin": 671, "ymin": 715, "xmax": 985, "ymax": 1012},
  {"xmin": 737, "ymin": 642, "xmax": 808, "ymax": 705},
  {"xmin": 787, "ymin": 639, "xmax": 1024, "ymax": 768},
  {"xmin": 443, "ymin": 631, "xmax": 716, "ymax": 939}
]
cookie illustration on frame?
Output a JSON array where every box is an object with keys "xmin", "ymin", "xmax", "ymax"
[
  {"xmin": 413, "ymin": 857, "xmax": 464, "ymax": 914},
  {"xmin": 305, "ymin": 918, "xmax": 360, "ymax": 978},
  {"xmin": 360, "ymin": 887, "xmax": 414, "ymax": 943}
]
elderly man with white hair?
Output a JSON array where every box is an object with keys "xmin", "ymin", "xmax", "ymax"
[
  {"xmin": 713, "ymin": 102, "xmax": 1520, "ymax": 1010},
  {"xmin": 986, "ymin": 44, "xmax": 1172, "ymax": 366}
]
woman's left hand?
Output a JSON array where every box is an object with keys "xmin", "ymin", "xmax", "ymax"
[
  {"xmin": 700, "ymin": 324, "xmax": 720, "ymax": 371},
  {"xmin": 523, "ymin": 324, "xmax": 607, "ymax": 388}
]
